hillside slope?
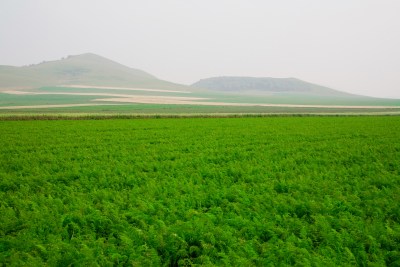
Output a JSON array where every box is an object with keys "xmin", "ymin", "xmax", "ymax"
[
  {"xmin": 192, "ymin": 76, "xmax": 354, "ymax": 96},
  {"xmin": 0, "ymin": 53, "xmax": 188, "ymax": 90},
  {"xmin": 1, "ymin": 55, "xmax": 399, "ymax": 111}
]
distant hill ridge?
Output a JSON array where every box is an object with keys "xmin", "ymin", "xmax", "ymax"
[
  {"xmin": 0, "ymin": 53, "xmax": 188, "ymax": 90},
  {"xmin": 192, "ymin": 76, "xmax": 353, "ymax": 96},
  {"xmin": 0, "ymin": 54, "xmax": 383, "ymax": 99}
]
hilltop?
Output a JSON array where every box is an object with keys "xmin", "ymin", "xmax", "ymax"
[
  {"xmin": 0, "ymin": 53, "xmax": 189, "ymax": 91},
  {"xmin": 0, "ymin": 54, "xmax": 399, "ymax": 112},
  {"xmin": 192, "ymin": 76, "xmax": 354, "ymax": 97}
]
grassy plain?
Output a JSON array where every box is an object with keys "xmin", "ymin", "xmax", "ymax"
[
  {"xmin": 0, "ymin": 106, "xmax": 397, "ymax": 115},
  {"xmin": 1, "ymin": 117, "xmax": 400, "ymax": 265},
  {"xmin": 1, "ymin": 85, "xmax": 400, "ymax": 114}
]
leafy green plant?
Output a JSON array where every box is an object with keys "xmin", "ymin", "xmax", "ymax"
[{"xmin": 0, "ymin": 117, "xmax": 399, "ymax": 265}]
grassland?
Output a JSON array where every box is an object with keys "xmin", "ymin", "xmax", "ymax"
[
  {"xmin": 2, "ymin": 54, "xmax": 400, "ymax": 115},
  {"xmin": 0, "ymin": 53, "xmax": 189, "ymax": 91},
  {"xmin": 2, "ymin": 103, "xmax": 400, "ymax": 116},
  {"xmin": 0, "ymin": 93, "xmax": 101, "ymax": 107},
  {"xmin": 1, "ymin": 84, "xmax": 400, "ymax": 115},
  {"xmin": 1, "ymin": 117, "xmax": 400, "ymax": 266}
]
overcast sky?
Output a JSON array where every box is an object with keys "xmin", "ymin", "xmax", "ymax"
[{"xmin": 1, "ymin": 0, "xmax": 399, "ymax": 98}]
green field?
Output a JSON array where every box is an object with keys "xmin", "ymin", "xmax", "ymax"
[
  {"xmin": 1, "ymin": 117, "xmax": 400, "ymax": 266},
  {"xmin": 2, "ymin": 104, "xmax": 400, "ymax": 116},
  {"xmin": 2, "ymin": 54, "xmax": 400, "ymax": 115},
  {"xmin": 0, "ymin": 93, "xmax": 101, "ymax": 107},
  {"xmin": 1, "ymin": 85, "xmax": 400, "ymax": 115}
]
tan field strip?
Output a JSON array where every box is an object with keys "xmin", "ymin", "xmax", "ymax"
[
  {"xmin": 2, "ymin": 90, "xmax": 206, "ymax": 100},
  {"xmin": 58, "ymin": 85, "xmax": 191, "ymax": 94},
  {"xmin": 2, "ymin": 90, "xmax": 400, "ymax": 109},
  {"xmin": 0, "ymin": 103, "xmax": 123, "ymax": 110},
  {"xmin": 0, "ymin": 87, "xmax": 35, "ymax": 92},
  {"xmin": 95, "ymin": 97, "xmax": 400, "ymax": 109}
]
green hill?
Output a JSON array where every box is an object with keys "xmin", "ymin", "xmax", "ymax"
[
  {"xmin": 192, "ymin": 76, "xmax": 355, "ymax": 96},
  {"xmin": 0, "ymin": 53, "xmax": 188, "ymax": 90},
  {"xmin": 1, "ymin": 55, "xmax": 399, "ymax": 112}
]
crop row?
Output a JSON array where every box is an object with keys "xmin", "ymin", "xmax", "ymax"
[{"xmin": 1, "ymin": 117, "xmax": 399, "ymax": 265}]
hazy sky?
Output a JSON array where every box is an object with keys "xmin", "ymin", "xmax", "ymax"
[{"xmin": 1, "ymin": 0, "xmax": 399, "ymax": 98}]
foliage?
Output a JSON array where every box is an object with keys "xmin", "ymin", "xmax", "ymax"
[{"xmin": 1, "ymin": 117, "xmax": 399, "ymax": 266}]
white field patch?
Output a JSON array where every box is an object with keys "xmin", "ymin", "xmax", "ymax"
[
  {"xmin": 2, "ymin": 90, "xmax": 400, "ymax": 109},
  {"xmin": 0, "ymin": 103, "xmax": 122, "ymax": 110},
  {"xmin": 58, "ymin": 85, "xmax": 191, "ymax": 94},
  {"xmin": 94, "ymin": 97, "xmax": 400, "ymax": 109},
  {"xmin": 0, "ymin": 87, "xmax": 35, "ymax": 92},
  {"xmin": 2, "ymin": 90, "xmax": 206, "ymax": 100},
  {"xmin": 2, "ymin": 90, "xmax": 34, "ymax": 95}
]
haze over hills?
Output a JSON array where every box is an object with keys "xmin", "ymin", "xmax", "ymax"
[
  {"xmin": 192, "ymin": 76, "xmax": 356, "ymax": 97},
  {"xmin": 0, "ymin": 53, "xmax": 399, "ymax": 112},
  {"xmin": 0, "ymin": 53, "xmax": 189, "ymax": 91},
  {"xmin": 0, "ymin": 53, "xmax": 391, "ymax": 99}
]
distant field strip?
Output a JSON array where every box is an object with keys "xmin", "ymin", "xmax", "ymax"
[
  {"xmin": 0, "ymin": 103, "xmax": 123, "ymax": 110},
  {"xmin": 95, "ymin": 97, "xmax": 400, "ymax": 109},
  {"xmin": 58, "ymin": 85, "xmax": 191, "ymax": 93},
  {"xmin": 0, "ymin": 87, "xmax": 34, "ymax": 92},
  {"xmin": 2, "ymin": 90, "xmax": 206, "ymax": 100},
  {"xmin": 2, "ymin": 90, "xmax": 400, "ymax": 110}
]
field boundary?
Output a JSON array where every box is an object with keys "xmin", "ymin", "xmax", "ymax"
[{"xmin": 1, "ymin": 112, "xmax": 400, "ymax": 121}]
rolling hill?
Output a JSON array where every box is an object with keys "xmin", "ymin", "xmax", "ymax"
[
  {"xmin": 0, "ymin": 54, "xmax": 399, "ymax": 113},
  {"xmin": 0, "ymin": 53, "xmax": 189, "ymax": 91},
  {"xmin": 191, "ymin": 76, "xmax": 354, "ymax": 96}
]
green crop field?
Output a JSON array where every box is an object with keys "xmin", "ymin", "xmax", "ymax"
[{"xmin": 1, "ymin": 117, "xmax": 400, "ymax": 266}]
